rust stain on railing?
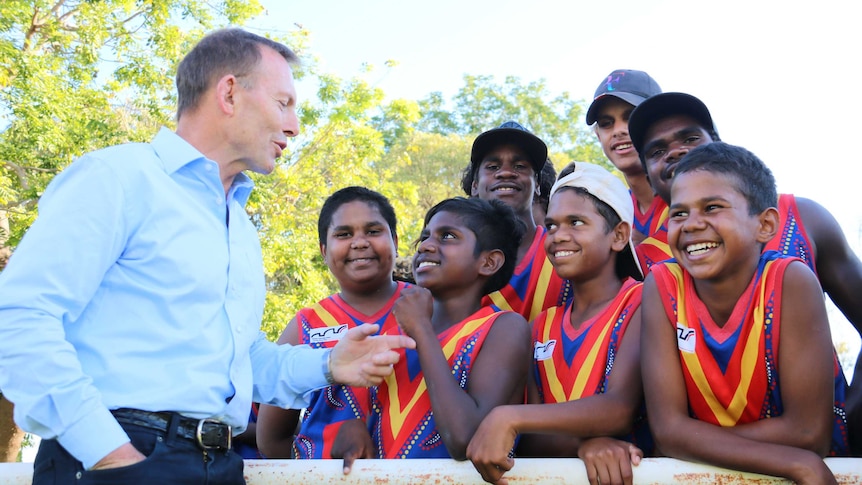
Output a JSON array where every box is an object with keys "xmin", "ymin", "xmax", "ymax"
[{"xmin": 2, "ymin": 457, "xmax": 860, "ymax": 484}]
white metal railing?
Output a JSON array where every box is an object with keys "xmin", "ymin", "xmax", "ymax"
[{"xmin": 1, "ymin": 458, "xmax": 860, "ymax": 484}]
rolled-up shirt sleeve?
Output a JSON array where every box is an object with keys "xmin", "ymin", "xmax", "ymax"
[{"xmin": 249, "ymin": 332, "xmax": 329, "ymax": 409}]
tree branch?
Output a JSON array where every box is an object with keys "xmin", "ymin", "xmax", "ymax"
[
  {"xmin": 0, "ymin": 200, "xmax": 38, "ymax": 212},
  {"xmin": 51, "ymin": 0, "xmax": 68, "ymax": 17},
  {"xmin": 0, "ymin": 161, "xmax": 58, "ymax": 192},
  {"xmin": 23, "ymin": 5, "xmax": 41, "ymax": 51}
]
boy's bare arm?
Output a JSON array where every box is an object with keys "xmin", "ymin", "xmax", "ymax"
[
  {"xmin": 469, "ymin": 309, "xmax": 645, "ymax": 485},
  {"xmin": 721, "ymin": 261, "xmax": 835, "ymax": 454},
  {"xmin": 484, "ymin": 307, "xmax": 644, "ymax": 454},
  {"xmin": 641, "ymin": 275, "xmax": 835, "ymax": 484},
  {"xmin": 395, "ymin": 288, "xmax": 531, "ymax": 461},
  {"xmin": 444, "ymin": 312, "xmax": 531, "ymax": 460},
  {"xmin": 796, "ymin": 197, "xmax": 862, "ymax": 332},
  {"xmin": 256, "ymin": 405, "xmax": 300, "ymax": 458}
]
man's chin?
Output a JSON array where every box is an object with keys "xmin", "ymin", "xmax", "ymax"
[{"xmin": 250, "ymin": 161, "xmax": 276, "ymax": 176}]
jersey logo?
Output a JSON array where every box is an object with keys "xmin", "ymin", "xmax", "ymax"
[
  {"xmin": 534, "ymin": 340, "xmax": 557, "ymax": 361},
  {"xmin": 309, "ymin": 324, "xmax": 349, "ymax": 343},
  {"xmin": 676, "ymin": 322, "xmax": 696, "ymax": 353}
]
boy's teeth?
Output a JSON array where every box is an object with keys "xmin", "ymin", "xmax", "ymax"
[
  {"xmin": 686, "ymin": 242, "xmax": 719, "ymax": 255},
  {"xmin": 554, "ymin": 251, "xmax": 574, "ymax": 258},
  {"xmin": 418, "ymin": 261, "xmax": 438, "ymax": 268}
]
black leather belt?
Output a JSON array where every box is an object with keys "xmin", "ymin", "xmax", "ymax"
[{"xmin": 111, "ymin": 408, "xmax": 232, "ymax": 451}]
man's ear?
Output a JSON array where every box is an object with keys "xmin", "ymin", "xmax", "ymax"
[
  {"xmin": 471, "ymin": 180, "xmax": 479, "ymax": 197},
  {"xmin": 755, "ymin": 207, "xmax": 779, "ymax": 244},
  {"xmin": 215, "ymin": 74, "xmax": 239, "ymax": 115},
  {"xmin": 320, "ymin": 243, "xmax": 327, "ymax": 259},
  {"xmin": 611, "ymin": 221, "xmax": 631, "ymax": 253},
  {"xmin": 478, "ymin": 249, "xmax": 505, "ymax": 277}
]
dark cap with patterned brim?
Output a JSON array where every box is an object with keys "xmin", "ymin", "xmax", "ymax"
[
  {"xmin": 628, "ymin": 92, "xmax": 718, "ymax": 156},
  {"xmin": 586, "ymin": 70, "xmax": 662, "ymax": 125},
  {"xmin": 470, "ymin": 121, "xmax": 548, "ymax": 173}
]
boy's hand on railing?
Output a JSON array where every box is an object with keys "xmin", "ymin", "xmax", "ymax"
[
  {"xmin": 466, "ymin": 406, "xmax": 518, "ymax": 485},
  {"xmin": 330, "ymin": 419, "xmax": 375, "ymax": 475},
  {"xmin": 578, "ymin": 437, "xmax": 642, "ymax": 485}
]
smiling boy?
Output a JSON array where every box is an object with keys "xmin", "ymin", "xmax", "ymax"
[
  {"xmin": 460, "ymin": 121, "xmax": 571, "ymax": 322},
  {"xmin": 586, "ymin": 69, "xmax": 664, "ymax": 244},
  {"xmin": 628, "ymin": 94, "xmax": 862, "ymax": 453},
  {"xmin": 257, "ymin": 187, "xmax": 408, "ymax": 460},
  {"xmin": 467, "ymin": 162, "xmax": 647, "ymax": 485},
  {"xmin": 329, "ymin": 197, "xmax": 532, "ymax": 474},
  {"xmin": 641, "ymin": 142, "xmax": 847, "ymax": 483}
]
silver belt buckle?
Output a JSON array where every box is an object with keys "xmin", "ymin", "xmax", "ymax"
[{"xmin": 195, "ymin": 418, "xmax": 231, "ymax": 450}]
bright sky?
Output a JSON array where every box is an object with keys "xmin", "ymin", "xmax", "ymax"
[{"xmin": 246, "ymin": 0, "xmax": 862, "ymax": 362}]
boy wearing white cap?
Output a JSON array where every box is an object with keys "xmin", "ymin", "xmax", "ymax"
[{"xmin": 467, "ymin": 162, "xmax": 647, "ymax": 485}]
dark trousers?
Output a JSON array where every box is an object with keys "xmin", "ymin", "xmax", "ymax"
[{"xmin": 32, "ymin": 414, "xmax": 245, "ymax": 485}]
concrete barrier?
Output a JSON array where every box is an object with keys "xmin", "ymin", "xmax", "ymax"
[{"xmin": 2, "ymin": 458, "xmax": 860, "ymax": 484}]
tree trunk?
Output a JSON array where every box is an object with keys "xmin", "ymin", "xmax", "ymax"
[{"xmin": 0, "ymin": 397, "xmax": 24, "ymax": 462}]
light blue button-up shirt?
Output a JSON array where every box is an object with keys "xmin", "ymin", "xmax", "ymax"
[{"xmin": 0, "ymin": 128, "xmax": 328, "ymax": 468}]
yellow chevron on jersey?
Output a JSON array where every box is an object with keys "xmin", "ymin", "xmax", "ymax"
[
  {"xmin": 537, "ymin": 281, "xmax": 641, "ymax": 402},
  {"xmin": 382, "ymin": 311, "xmax": 497, "ymax": 440},
  {"xmin": 488, "ymin": 291, "xmax": 514, "ymax": 313},
  {"xmin": 528, "ymin": 256, "xmax": 557, "ymax": 322},
  {"xmin": 664, "ymin": 261, "xmax": 770, "ymax": 427},
  {"xmin": 310, "ymin": 301, "xmax": 342, "ymax": 328}
]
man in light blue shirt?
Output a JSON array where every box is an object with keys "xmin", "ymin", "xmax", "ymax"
[{"xmin": 0, "ymin": 28, "xmax": 414, "ymax": 484}]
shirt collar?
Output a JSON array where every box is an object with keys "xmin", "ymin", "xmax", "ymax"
[
  {"xmin": 151, "ymin": 127, "xmax": 206, "ymax": 174},
  {"xmin": 230, "ymin": 172, "xmax": 254, "ymax": 207},
  {"xmin": 151, "ymin": 127, "xmax": 256, "ymax": 207}
]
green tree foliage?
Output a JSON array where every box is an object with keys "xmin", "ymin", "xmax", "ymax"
[
  {"xmin": 0, "ymin": 3, "xmax": 607, "ymax": 343},
  {"xmin": 417, "ymin": 74, "xmax": 607, "ymax": 170},
  {"xmin": 381, "ymin": 130, "xmax": 471, "ymax": 246},
  {"xmin": 250, "ymin": 70, "xmax": 408, "ymax": 337},
  {"xmin": 0, "ymin": 0, "xmax": 263, "ymax": 245}
]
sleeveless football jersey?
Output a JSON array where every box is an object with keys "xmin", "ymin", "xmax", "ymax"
[
  {"xmin": 483, "ymin": 226, "xmax": 572, "ymax": 322},
  {"xmin": 292, "ymin": 282, "xmax": 408, "ymax": 459},
  {"xmin": 651, "ymin": 252, "xmax": 847, "ymax": 455},
  {"xmin": 532, "ymin": 278, "xmax": 651, "ymax": 452},
  {"xmin": 371, "ymin": 306, "xmax": 505, "ymax": 458}
]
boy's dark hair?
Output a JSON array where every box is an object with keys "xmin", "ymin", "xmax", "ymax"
[
  {"xmin": 318, "ymin": 186, "xmax": 398, "ymax": 246},
  {"xmin": 422, "ymin": 197, "xmax": 525, "ymax": 295},
  {"xmin": 675, "ymin": 142, "xmax": 777, "ymax": 215},
  {"xmin": 533, "ymin": 160, "xmax": 558, "ymax": 214},
  {"xmin": 557, "ymin": 161, "xmax": 576, "ymax": 179},
  {"xmin": 553, "ymin": 163, "xmax": 637, "ymax": 281},
  {"xmin": 176, "ymin": 28, "xmax": 299, "ymax": 119},
  {"xmin": 459, "ymin": 164, "xmax": 474, "ymax": 196}
]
